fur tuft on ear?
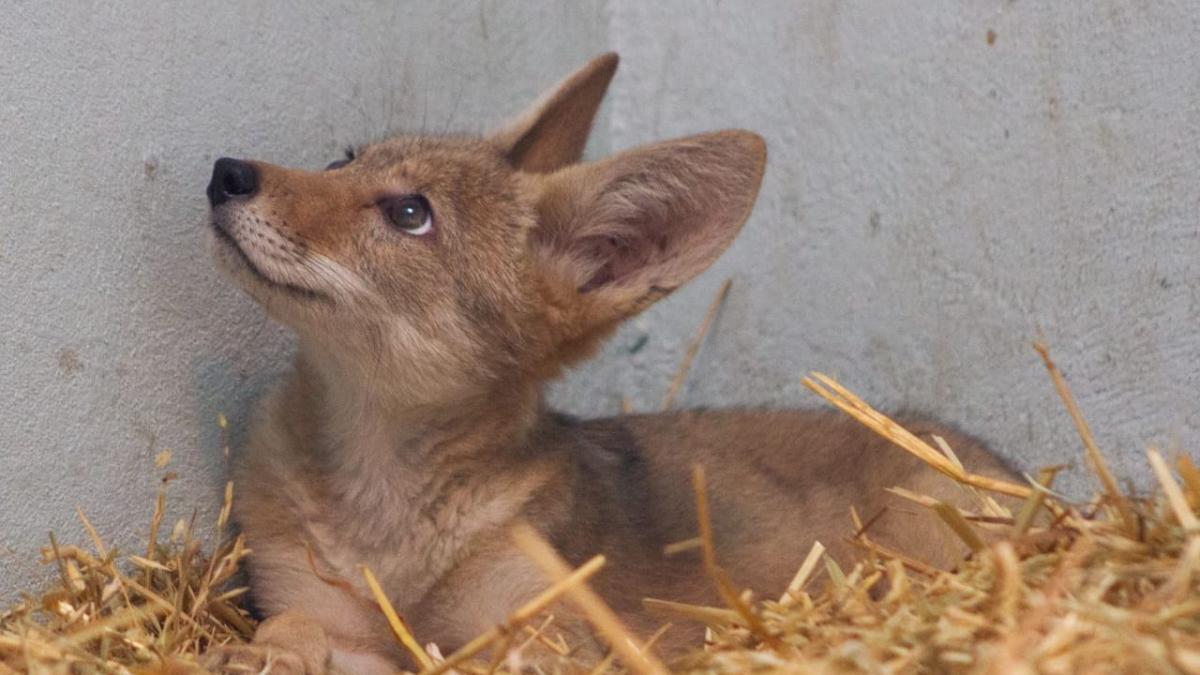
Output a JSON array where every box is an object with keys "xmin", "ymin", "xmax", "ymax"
[
  {"xmin": 490, "ymin": 53, "xmax": 619, "ymax": 173},
  {"xmin": 531, "ymin": 130, "xmax": 767, "ymax": 360}
]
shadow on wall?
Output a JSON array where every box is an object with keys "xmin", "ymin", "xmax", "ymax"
[{"xmin": 189, "ymin": 350, "xmax": 290, "ymax": 466}]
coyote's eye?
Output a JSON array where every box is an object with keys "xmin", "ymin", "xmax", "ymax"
[
  {"xmin": 379, "ymin": 195, "xmax": 433, "ymax": 236},
  {"xmin": 325, "ymin": 147, "xmax": 356, "ymax": 171}
]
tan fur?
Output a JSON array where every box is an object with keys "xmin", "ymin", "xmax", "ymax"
[{"xmin": 202, "ymin": 53, "xmax": 1018, "ymax": 672}]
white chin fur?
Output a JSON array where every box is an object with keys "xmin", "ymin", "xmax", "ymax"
[{"xmin": 209, "ymin": 209, "xmax": 372, "ymax": 306}]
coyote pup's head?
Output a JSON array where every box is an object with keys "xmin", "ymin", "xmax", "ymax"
[{"xmin": 207, "ymin": 53, "xmax": 765, "ymax": 405}]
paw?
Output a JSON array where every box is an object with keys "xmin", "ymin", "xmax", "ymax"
[{"xmin": 202, "ymin": 643, "xmax": 313, "ymax": 675}]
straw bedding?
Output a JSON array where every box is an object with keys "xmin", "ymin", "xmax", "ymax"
[{"xmin": 3, "ymin": 345, "xmax": 1199, "ymax": 674}]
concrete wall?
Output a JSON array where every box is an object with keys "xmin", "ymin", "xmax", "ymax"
[{"xmin": 3, "ymin": 1, "xmax": 1198, "ymax": 598}]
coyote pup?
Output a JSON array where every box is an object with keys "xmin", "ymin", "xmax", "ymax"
[{"xmin": 204, "ymin": 53, "xmax": 1014, "ymax": 673}]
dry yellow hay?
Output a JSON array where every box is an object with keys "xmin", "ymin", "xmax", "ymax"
[
  {"xmin": 0, "ymin": 475, "xmax": 251, "ymax": 674},
  {"xmin": 3, "ymin": 342, "xmax": 1200, "ymax": 674}
]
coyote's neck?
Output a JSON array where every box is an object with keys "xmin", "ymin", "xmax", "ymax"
[
  {"xmin": 295, "ymin": 342, "xmax": 543, "ymax": 506},
  {"xmin": 285, "ymin": 343, "xmax": 553, "ymax": 603}
]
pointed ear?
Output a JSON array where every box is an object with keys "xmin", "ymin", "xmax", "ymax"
[
  {"xmin": 489, "ymin": 52, "xmax": 619, "ymax": 173},
  {"xmin": 531, "ymin": 130, "xmax": 767, "ymax": 357}
]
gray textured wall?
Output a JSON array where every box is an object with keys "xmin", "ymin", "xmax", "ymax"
[{"xmin": 3, "ymin": 1, "xmax": 1197, "ymax": 599}]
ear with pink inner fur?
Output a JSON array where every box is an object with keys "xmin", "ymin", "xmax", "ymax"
[
  {"xmin": 489, "ymin": 52, "xmax": 619, "ymax": 173},
  {"xmin": 532, "ymin": 129, "xmax": 767, "ymax": 358}
]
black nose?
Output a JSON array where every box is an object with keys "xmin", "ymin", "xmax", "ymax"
[{"xmin": 207, "ymin": 157, "xmax": 259, "ymax": 207}]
